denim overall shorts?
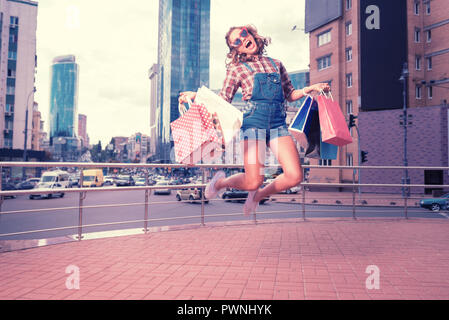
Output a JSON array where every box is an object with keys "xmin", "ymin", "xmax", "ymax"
[{"xmin": 239, "ymin": 57, "xmax": 290, "ymax": 144}]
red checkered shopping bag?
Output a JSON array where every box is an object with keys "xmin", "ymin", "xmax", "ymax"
[{"xmin": 170, "ymin": 102, "xmax": 224, "ymax": 164}]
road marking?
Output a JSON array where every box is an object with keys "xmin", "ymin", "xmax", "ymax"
[{"xmin": 437, "ymin": 211, "xmax": 449, "ymax": 219}]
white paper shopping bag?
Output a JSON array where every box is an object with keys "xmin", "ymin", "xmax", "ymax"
[{"xmin": 194, "ymin": 86, "xmax": 243, "ymax": 146}]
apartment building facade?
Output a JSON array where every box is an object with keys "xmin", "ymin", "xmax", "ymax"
[
  {"xmin": 305, "ymin": 0, "xmax": 449, "ymax": 193},
  {"xmin": 0, "ymin": 0, "xmax": 38, "ymax": 150}
]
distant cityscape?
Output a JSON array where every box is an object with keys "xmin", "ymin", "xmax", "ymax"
[{"xmin": 1, "ymin": 0, "xmax": 448, "ymax": 195}]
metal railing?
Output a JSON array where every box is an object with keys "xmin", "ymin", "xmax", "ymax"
[{"xmin": 0, "ymin": 162, "xmax": 448, "ymax": 241}]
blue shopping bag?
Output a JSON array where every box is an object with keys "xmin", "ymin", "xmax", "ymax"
[{"xmin": 288, "ymin": 96, "xmax": 338, "ymax": 160}]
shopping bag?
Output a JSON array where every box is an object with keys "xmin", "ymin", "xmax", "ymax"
[
  {"xmin": 170, "ymin": 102, "xmax": 224, "ymax": 164},
  {"xmin": 288, "ymin": 96, "xmax": 338, "ymax": 160},
  {"xmin": 194, "ymin": 86, "xmax": 243, "ymax": 146},
  {"xmin": 316, "ymin": 91, "xmax": 353, "ymax": 146}
]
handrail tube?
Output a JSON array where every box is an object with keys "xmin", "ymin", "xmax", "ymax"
[{"xmin": 1, "ymin": 162, "xmax": 448, "ymax": 242}]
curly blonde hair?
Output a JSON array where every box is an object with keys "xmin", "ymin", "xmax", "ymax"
[{"xmin": 225, "ymin": 24, "xmax": 271, "ymax": 68}]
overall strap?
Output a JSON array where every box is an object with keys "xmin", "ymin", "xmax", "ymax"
[
  {"xmin": 268, "ymin": 57, "xmax": 279, "ymax": 72},
  {"xmin": 242, "ymin": 62, "xmax": 254, "ymax": 72}
]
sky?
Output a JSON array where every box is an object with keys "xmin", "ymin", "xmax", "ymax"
[{"xmin": 34, "ymin": 0, "xmax": 309, "ymax": 147}]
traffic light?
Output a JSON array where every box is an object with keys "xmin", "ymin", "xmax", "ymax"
[
  {"xmin": 361, "ymin": 151, "xmax": 368, "ymax": 163},
  {"xmin": 349, "ymin": 114, "xmax": 357, "ymax": 128}
]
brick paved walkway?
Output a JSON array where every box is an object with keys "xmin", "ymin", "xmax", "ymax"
[{"xmin": 0, "ymin": 218, "xmax": 448, "ymax": 300}]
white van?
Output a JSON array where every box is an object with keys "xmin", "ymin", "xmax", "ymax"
[{"xmin": 29, "ymin": 170, "xmax": 70, "ymax": 199}]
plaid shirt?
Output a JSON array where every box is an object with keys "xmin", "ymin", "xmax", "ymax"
[{"xmin": 219, "ymin": 55, "xmax": 295, "ymax": 103}]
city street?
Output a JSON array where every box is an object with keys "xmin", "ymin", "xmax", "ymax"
[{"xmin": 0, "ymin": 188, "xmax": 444, "ymax": 241}]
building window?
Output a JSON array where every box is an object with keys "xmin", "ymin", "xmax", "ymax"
[
  {"xmin": 414, "ymin": 2, "xmax": 420, "ymax": 15},
  {"xmin": 426, "ymin": 30, "xmax": 431, "ymax": 42},
  {"xmin": 427, "ymin": 57, "xmax": 432, "ymax": 70},
  {"xmin": 415, "ymin": 56, "xmax": 421, "ymax": 70},
  {"xmin": 8, "ymin": 51, "xmax": 17, "ymax": 60},
  {"xmin": 346, "ymin": 153, "xmax": 354, "ymax": 167},
  {"xmin": 4, "ymin": 138, "xmax": 13, "ymax": 148},
  {"xmin": 346, "ymin": 47, "xmax": 353, "ymax": 62},
  {"xmin": 346, "ymin": 22, "xmax": 352, "ymax": 36},
  {"xmin": 7, "ymin": 69, "xmax": 16, "ymax": 78},
  {"xmin": 9, "ymin": 16, "xmax": 19, "ymax": 26},
  {"xmin": 5, "ymin": 104, "xmax": 14, "ymax": 114},
  {"xmin": 5, "ymin": 120, "xmax": 13, "ymax": 130},
  {"xmin": 425, "ymin": 1, "xmax": 431, "ymax": 14},
  {"xmin": 317, "ymin": 30, "xmax": 331, "ymax": 47},
  {"xmin": 346, "ymin": 0, "xmax": 352, "ymax": 10},
  {"xmin": 319, "ymin": 159, "xmax": 332, "ymax": 166},
  {"xmin": 416, "ymin": 85, "xmax": 422, "ymax": 99},
  {"xmin": 346, "ymin": 100, "xmax": 353, "ymax": 114},
  {"xmin": 317, "ymin": 55, "xmax": 332, "ymax": 71},
  {"xmin": 6, "ymin": 85, "xmax": 15, "ymax": 95},
  {"xmin": 346, "ymin": 73, "xmax": 353, "ymax": 88},
  {"xmin": 428, "ymin": 86, "xmax": 433, "ymax": 99},
  {"xmin": 9, "ymin": 34, "xmax": 17, "ymax": 43},
  {"xmin": 415, "ymin": 28, "xmax": 421, "ymax": 42}
]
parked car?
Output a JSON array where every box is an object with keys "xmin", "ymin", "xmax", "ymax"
[
  {"xmin": 16, "ymin": 178, "xmax": 40, "ymax": 190},
  {"xmin": 29, "ymin": 182, "xmax": 65, "ymax": 199},
  {"xmin": 103, "ymin": 176, "xmax": 116, "ymax": 186},
  {"xmin": 154, "ymin": 181, "xmax": 171, "ymax": 195},
  {"xmin": 135, "ymin": 177, "xmax": 148, "ymax": 186},
  {"xmin": 176, "ymin": 188, "xmax": 208, "ymax": 204},
  {"xmin": 263, "ymin": 179, "xmax": 300, "ymax": 194},
  {"xmin": 69, "ymin": 176, "xmax": 80, "ymax": 188},
  {"xmin": 419, "ymin": 193, "xmax": 449, "ymax": 212},
  {"xmin": 1, "ymin": 182, "xmax": 17, "ymax": 199},
  {"xmin": 279, "ymin": 186, "xmax": 301, "ymax": 194},
  {"xmin": 221, "ymin": 189, "xmax": 268, "ymax": 204},
  {"xmin": 115, "ymin": 175, "xmax": 135, "ymax": 187}
]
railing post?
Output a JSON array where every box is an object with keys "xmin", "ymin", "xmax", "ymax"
[
  {"xmin": 201, "ymin": 168, "xmax": 205, "ymax": 226},
  {"xmin": 404, "ymin": 193, "xmax": 408, "ymax": 220},
  {"xmin": 302, "ymin": 183, "xmax": 306, "ymax": 221},
  {"xmin": 352, "ymin": 169, "xmax": 357, "ymax": 220},
  {"xmin": 0, "ymin": 165, "xmax": 3, "ymax": 215},
  {"xmin": 143, "ymin": 171, "xmax": 149, "ymax": 233},
  {"xmin": 77, "ymin": 169, "xmax": 85, "ymax": 241}
]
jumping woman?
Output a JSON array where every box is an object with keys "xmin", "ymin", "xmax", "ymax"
[{"xmin": 179, "ymin": 24, "xmax": 329, "ymax": 215}]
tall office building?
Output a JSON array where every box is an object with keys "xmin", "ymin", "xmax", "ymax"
[
  {"xmin": 0, "ymin": 0, "xmax": 38, "ymax": 150},
  {"xmin": 154, "ymin": 0, "xmax": 210, "ymax": 162},
  {"xmin": 49, "ymin": 55, "xmax": 79, "ymax": 140},
  {"xmin": 305, "ymin": 0, "xmax": 449, "ymax": 194},
  {"xmin": 49, "ymin": 55, "xmax": 80, "ymax": 161}
]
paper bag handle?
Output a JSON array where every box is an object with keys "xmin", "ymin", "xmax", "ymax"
[
  {"xmin": 178, "ymin": 98, "xmax": 193, "ymax": 116},
  {"xmin": 320, "ymin": 90, "xmax": 334, "ymax": 102}
]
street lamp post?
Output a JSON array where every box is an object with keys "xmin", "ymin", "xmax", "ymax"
[
  {"xmin": 399, "ymin": 63, "xmax": 409, "ymax": 198},
  {"xmin": 22, "ymin": 87, "xmax": 36, "ymax": 180}
]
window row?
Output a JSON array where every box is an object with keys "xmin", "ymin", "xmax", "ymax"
[
  {"xmin": 414, "ymin": 1, "xmax": 431, "ymax": 15},
  {"xmin": 5, "ymin": 104, "xmax": 14, "ymax": 114},
  {"xmin": 317, "ymin": 22, "xmax": 352, "ymax": 47},
  {"xmin": 415, "ymin": 56, "xmax": 432, "ymax": 70},
  {"xmin": 317, "ymin": 48, "xmax": 352, "ymax": 71},
  {"xmin": 414, "ymin": 29, "xmax": 431, "ymax": 43},
  {"xmin": 8, "ymin": 51, "xmax": 17, "ymax": 60},
  {"xmin": 415, "ymin": 85, "xmax": 433, "ymax": 99},
  {"xmin": 10, "ymin": 16, "xmax": 19, "ymax": 26}
]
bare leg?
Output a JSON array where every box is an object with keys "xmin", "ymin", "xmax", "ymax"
[
  {"xmin": 215, "ymin": 139, "xmax": 265, "ymax": 191},
  {"xmin": 254, "ymin": 136, "xmax": 303, "ymax": 202}
]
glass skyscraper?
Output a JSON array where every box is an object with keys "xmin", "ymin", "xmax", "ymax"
[
  {"xmin": 49, "ymin": 55, "xmax": 79, "ymax": 140},
  {"xmin": 48, "ymin": 55, "xmax": 79, "ymax": 161},
  {"xmin": 156, "ymin": 0, "xmax": 210, "ymax": 161}
]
